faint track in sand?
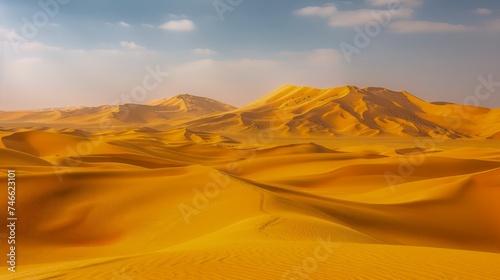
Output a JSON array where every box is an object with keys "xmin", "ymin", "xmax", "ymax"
[{"xmin": 225, "ymin": 173, "xmax": 286, "ymax": 240}]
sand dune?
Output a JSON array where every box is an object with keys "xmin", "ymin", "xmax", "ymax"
[
  {"xmin": 0, "ymin": 132, "xmax": 499, "ymax": 279},
  {"xmin": 0, "ymin": 85, "xmax": 499, "ymax": 279},
  {"xmin": 2, "ymin": 85, "xmax": 499, "ymax": 139},
  {"xmin": 0, "ymin": 94, "xmax": 235, "ymax": 127},
  {"xmin": 148, "ymin": 94, "xmax": 236, "ymax": 113},
  {"xmin": 185, "ymin": 85, "xmax": 500, "ymax": 139}
]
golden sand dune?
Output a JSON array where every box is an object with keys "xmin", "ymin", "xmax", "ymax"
[
  {"xmin": 148, "ymin": 94, "xmax": 236, "ymax": 113},
  {"xmin": 184, "ymin": 85, "xmax": 500, "ymax": 139},
  {"xmin": 0, "ymin": 85, "xmax": 499, "ymax": 279},
  {"xmin": 0, "ymin": 148, "xmax": 53, "ymax": 167},
  {"xmin": 0, "ymin": 132, "xmax": 499, "ymax": 279},
  {"xmin": 0, "ymin": 94, "xmax": 235, "ymax": 127},
  {"xmin": 2, "ymin": 85, "xmax": 500, "ymax": 139}
]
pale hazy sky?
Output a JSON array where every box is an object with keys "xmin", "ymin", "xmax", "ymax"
[{"xmin": 1, "ymin": 0, "xmax": 500, "ymax": 110}]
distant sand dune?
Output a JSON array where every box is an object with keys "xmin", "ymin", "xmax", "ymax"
[{"xmin": 1, "ymin": 85, "xmax": 499, "ymax": 138}]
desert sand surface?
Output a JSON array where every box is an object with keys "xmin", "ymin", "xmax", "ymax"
[{"xmin": 0, "ymin": 86, "xmax": 499, "ymax": 279}]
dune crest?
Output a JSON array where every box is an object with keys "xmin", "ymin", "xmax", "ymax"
[
  {"xmin": 186, "ymin": 85, "xmax": 500, "ymax": 139},
  {"xmin": 1, "ymin": 85, "xmax": 499, "ymax": 139}
]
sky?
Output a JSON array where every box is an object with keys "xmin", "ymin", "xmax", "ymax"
[{"xmin": 1, "ymin": 0, "xmax": 500, "ymax": 110}]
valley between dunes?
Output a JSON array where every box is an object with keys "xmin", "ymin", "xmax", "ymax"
[{"xmin": 0, "ymin": 85, "xmax": 499, "ymax": 279}]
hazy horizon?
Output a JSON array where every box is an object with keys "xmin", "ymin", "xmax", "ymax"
[
  {"xmin": 1, "ymin": 0, "xmax": 500, "ymax": 110},
  {"xmin": 0, "ymin": 83, "xmax": 496, "ymax": 112}
]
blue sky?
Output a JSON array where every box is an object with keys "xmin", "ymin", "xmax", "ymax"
[{"xmin": 1, "ymin": 0, "xmax": 500, "ymax": 110}]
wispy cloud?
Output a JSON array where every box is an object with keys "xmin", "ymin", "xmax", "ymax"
[
  {"xmin": 474, "ymin": 8, "xmax": 493, "ymax": 16},
  {"xmin": 193, "ymin": 48, "xmax": 218, "ymax": 55},
  {"xmin": 366, "ymin": 0, "xmax": 422, "ymax": 8},
  {"xmin": 389, "ymin": 21, "xmax": 469, "ymax": 33},
  {"xmin": 294, "ymin": 3, "xmax": 413, "ymax": 27},
  {"xmin": 158, "ymin": 19, "xmax": 195, "ymax": 31},
  {"xmin": 118, "ymin": 21, "xmax": 130, "ymax": 27},
  {"xmin": 120, "ymin": 41, "xmax": 146, "ymax": 50},
  {"xmin": 107, "ymin": 21, "xmax": 131, "ymax": 27},
  {"xmin": 294, "ymin": 5, "xmax": 337, "ymax": 17},
  {"xmin": 295, "ymin": 2, "xmax": 472, "ymax": 33},
  {"xmin": 328, "ymin": 9, "xmax": 412, "ymax": 27},
  {"xmin": 0, "ymin": 28, "xmax": 61, "ymax": 52}
]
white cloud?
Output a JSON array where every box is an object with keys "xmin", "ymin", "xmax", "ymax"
[
  {"xmin": 328, "ymin": 8, "xmax": 412, "ymax": 26},
  {"xmin": 329, "ymin": 10, "xmax": 376, "ymax": 26},
  {"xmin": 389, "ymin": 21, "xmax": 469, "ymax": 33},
  {"xmin": 474, "ymin": 8, "xmax": 493, "ymax": 16},
  {"xmin": 120, "ymin": 41, "xmax": 146, "ymax": 50},
  {"xmin": 294, "ymin": 3, "xmax": 476, "ymax": 35},
  {"xmin": 159, "ymin": 19, "xmax": 195, "ymax": 31},
  {"xmin": 366, "ymin": 0, "xmax": 422, "ymax": 8},
  {"xmin": 193, "ymin": 48, "xmax": 218, "ymax": 55},
  {"xmin": 294, "ymin": 5, "xmax": 337, "ymax": 17},
  {"xmin": 0, "ymin": 27, "xmax": 26, "ymax": 45},
  {"xmin": 0, "ymin": 28, "xmax": 61, "ymax": 52},
  {"xmin": 118, "ymin": 21, "xmax": 130, "ymax": 27},
  {"xmin": 295, "ymin": 4, "xmax": 413, "ymax": 27},
  {"xmin": 142, "ymin": 23, "xmax": 155, "ymax": 28}
]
